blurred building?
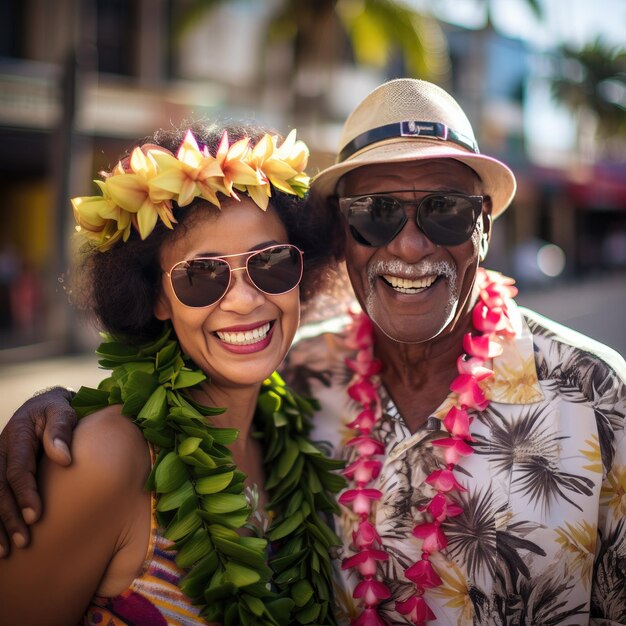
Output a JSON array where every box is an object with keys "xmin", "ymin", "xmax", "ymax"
[
  {"xmin": 0, "ymin": 0, "xmax": 232, "ymax": 358},
  {"xmin": 1, "ymin": 0, "xmax": 624, "ymax": 362},
  {"xmin": 444, "ymin": 21, "xmax": 626, "ymax": 284}
]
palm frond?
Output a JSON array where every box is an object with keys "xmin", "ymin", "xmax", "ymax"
[
  {"xmin": 444, "ymin": 487, "xmax": 497, "ymax": 580},
  {"xmin": 591, "ymin": 518, "xmax": 626, "ymax": 621},
  {"xmin": 494, "ymin": 562, "xmax": 587, "ymax": 625},
  {"xmin": 338, "ymin": 0, "xmax": 449, "ymax": 80},
  {"xmin": 513, "ymin": 457, "xmax": 594, "ymax": 513},
  {"xmin": 549, "ymin": 37, "xmax": 626, "ymax": 139}
]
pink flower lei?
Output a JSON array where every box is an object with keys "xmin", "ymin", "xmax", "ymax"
[{"xmin": 339, "ymin": 268, "xmax": 517, "ymax": 625}]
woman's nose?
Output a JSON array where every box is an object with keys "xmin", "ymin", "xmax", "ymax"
[{"xmin": 218, "ymin": 267, "xmax": 265, "ymax": 313}]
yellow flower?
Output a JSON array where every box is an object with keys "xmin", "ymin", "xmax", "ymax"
[
  {"xmin": 601, "ymin": 464, "xmax": 626, "ymax": 519},
  {"xmin": 150, "ymin": 130, "xmax": 225, "ymax": 207},
  {"xmin": 275, "ymin": 129, "xmax": 309, "ymax": 172},
  {"xmin": 555, "ymin": 520, "xmax": 596, "ymax": 587},
  {"xmin": 273, "ymin": 129, "xmax": 310, "ymax": 193},
  {"xmin": 71, "ymin": 129, "xmax": 311, "ymax": 250},
  {"xmin": 252, "ymin": 133, "xmax": 298, "ymax": 188},
  {"xmin": 215, "ymin": 133, "xmax": 263, "ymax": 202},
  {"xmin": 581, "ymin": 435, "xmax": 602, "ymax": 474},
  {"xmin": 430, "ymin": 557, "xmax": 473, "ymax": 623},
  {"xmin": 71, "ymin": 179, "xmax": 132, "ymax": 251},
  {"xmin": 490, "ymin": 352, "xmax": 542, "ymax": 403},
  {"xmin": 106, "ymin": 147, "xmax": 176, "ymax": 240},
  {"xmin": 245, "ymin": 130, "xmax": 311, "ymax": 208}
]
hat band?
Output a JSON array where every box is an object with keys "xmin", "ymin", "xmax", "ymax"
[{"xmin": 338, "ymin": 121, "xmax": 480, "ymax": 163}]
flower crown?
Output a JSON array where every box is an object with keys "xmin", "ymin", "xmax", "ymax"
[{"xmin": 72, "ymin": 129, "xmax": 311, "ymax": 251}]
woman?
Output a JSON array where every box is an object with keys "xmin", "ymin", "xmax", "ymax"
[{"xmin": 0, "ymin": 122, "xmax": 345, "ymax": 625}]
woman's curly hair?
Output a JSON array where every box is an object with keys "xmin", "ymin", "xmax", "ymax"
[{"xmin": 73, "ymin": 121, "xmax": 343, "ymax": 343}]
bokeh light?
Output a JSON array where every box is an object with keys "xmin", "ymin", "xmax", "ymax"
[{"xmin": 537, "ymin": 243, "xmax": 566, "ymax": 277}]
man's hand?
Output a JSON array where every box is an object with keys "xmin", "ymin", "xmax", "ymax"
[{"xmin": 0, "ymin": 387, "xmax": 77, "ymax": 557}]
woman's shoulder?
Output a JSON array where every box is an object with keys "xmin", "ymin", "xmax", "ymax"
[
  {"xmin": 75, "ymin": 405, "xmax": 148, "ymax": 455},
  {"xmin": 45, "ymin": 405, "xmax": 151, "ymax": 497},
  {"xmin": 0, "ymin": 407, "xmax": 152, "ymax": 623}
]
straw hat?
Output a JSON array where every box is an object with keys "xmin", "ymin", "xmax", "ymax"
[{"xmin": 312, "ymin": 78, "xmax": 516, "ymax": 218}]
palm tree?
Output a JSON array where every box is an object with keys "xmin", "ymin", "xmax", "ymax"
[
  {"xmin": 172, "ymin": 0, "xmax": 450, "ymax": 125},
  {"xmin": 549, "ymin": 38, "xmax": 626, "ymax": 155}
]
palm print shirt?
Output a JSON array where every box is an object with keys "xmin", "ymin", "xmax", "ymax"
[{"xmin": 284, "ymin": 301, "xmax": 626, "ymax": 626}]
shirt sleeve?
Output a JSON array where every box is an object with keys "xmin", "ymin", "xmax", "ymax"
[{"xmin": 590, "ymin": 363, "xmax": 626, "ymax": 625}]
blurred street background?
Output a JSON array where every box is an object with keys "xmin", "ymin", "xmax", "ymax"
[{"xmin": 1, "ymin": 0, "xmax": 625, "ymax": 427}]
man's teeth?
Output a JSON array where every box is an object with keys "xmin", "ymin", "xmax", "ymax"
[
  {"xmin": 383, "ymin": 275, "xmax": 436, "ymax": 293},
  {"xmin": 217, "ymin": 322, "xmax": 271, "ymax": 345}
]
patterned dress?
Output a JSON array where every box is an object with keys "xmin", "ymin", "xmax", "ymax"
[{"xmin": 285, "ymin": 300, "xmax": 626, "ymax": 626}]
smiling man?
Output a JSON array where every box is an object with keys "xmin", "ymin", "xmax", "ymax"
[
  {"xmin": 284, "ymin": 79, "xmax": 626, "ymax": 625},
  {"xmin": 1, "ymin": 79, "xmax": 626, "ymax": 626}
]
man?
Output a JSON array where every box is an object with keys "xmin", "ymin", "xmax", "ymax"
[{"xmin": 1, "ymin": 79, "xmax": 625, "ymax": 624}]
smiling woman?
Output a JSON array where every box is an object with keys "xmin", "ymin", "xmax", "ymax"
[
  {"xmin": 153, "ymin": 198, "xmax": 302, "ymax": 393},
  {"xmin": 0, "ymin": 121, "xmax": 346, "ymax": 626}
]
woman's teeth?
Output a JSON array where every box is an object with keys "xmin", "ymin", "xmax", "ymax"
[
  {"xmin": 216, "ymin": 322, "xmax": 271, "ymax": 345},
  {"xmin": 383, "ymin": 275, "xmax": 436, "ymax": 293}
]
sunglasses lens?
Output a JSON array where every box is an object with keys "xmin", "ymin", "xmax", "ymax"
[
  {"xmin": 344, "ymin": 194, "xmax": 479, "ymax": 247},
  {"xmin": 168, "ymin": 245, "xmax": 303, "ymax": 308},
  {"xmin": 248, "ymin": 245, "xmax": 303, "ymax": 295},
  {"xmin": 346, "ymin": 196, "xmax": 406, "ymax": 247},
  {"xmin": 419, "ymin": 195, "xmax": 478, "ymax": 246},
  {"xmin": 170, "ymin": 258, "xmax": 230, "ymax": 307}
]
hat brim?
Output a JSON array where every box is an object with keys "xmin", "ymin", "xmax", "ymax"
[{"xmin": 312, "ymin": 138, "xmax": 516, "ymax": 219}]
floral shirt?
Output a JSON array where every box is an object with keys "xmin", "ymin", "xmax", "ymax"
[{"xmin": 284, "ymin": 300, "xmax": 626, "ymax": 626}]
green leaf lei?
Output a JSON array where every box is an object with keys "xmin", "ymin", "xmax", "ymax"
[{"xmin": 72, "ymin": 324, "xmax": 346, "ymax": 625}]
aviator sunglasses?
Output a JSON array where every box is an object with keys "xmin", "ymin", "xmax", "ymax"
[
  {"xmin": 338, "ymin": 190, "xmax": 484, "ymax": 248},
  {"xmin": 165, "ymin": 244, "xmax": 303, "ymax": 308}
]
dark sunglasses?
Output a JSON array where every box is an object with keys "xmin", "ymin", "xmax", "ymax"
[
  {"xmin": 165, "ymin": 244, "xmax": 303, "ymax": 308},
  {"xmin": 338, "ymin": 190, "xmax": 484, "ymax": 248}
]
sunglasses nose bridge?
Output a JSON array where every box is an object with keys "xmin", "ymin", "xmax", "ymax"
[
  {"xmin": 385, "ymin": 201, "xmax": 438, "ymax": 255},
  {"xmin": 226, "ymin": 263, "xmax": 258, "ymax": 290},
  {"xmin": 382, "ymin": 198, "xmax": 422, "ymax": 244},
  {"xmin": 217, "ymin": 263, "xmax": 267, "ymax": 311},
  {"xmin": 385, "ymin": 201, "xmax": 420, "ymax": 243},
  {"xmin": 406, "ymin": 201, "xmax": 431, "ymax": 236},
  {"xmin": 227, "ymin": 265, "xmax": 256, "ymax": 292},
  {"xmin": 402, "ymin": 201, "xmax": 421, "ymax": 222}
]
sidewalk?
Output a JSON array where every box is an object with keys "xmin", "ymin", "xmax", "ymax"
[
  {"xmin": 515, "ymin": 270, "xmax": 626, "ymax": 358},
  {"xmin": 0, "ymin": 354, "xmax": 102, "ymax": 431}
]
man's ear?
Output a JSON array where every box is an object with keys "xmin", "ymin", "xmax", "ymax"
[
  {"xmin": 479, "ymin": 197, "xmax": 493, "ymax": 262},
  {"xmin": 154, "ymin": 290, "xmax": 172, "ymax": 321}
]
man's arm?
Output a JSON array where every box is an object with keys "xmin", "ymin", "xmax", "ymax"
[{"xmin": 0, "ymin": 387, "xmax": 77, "ymax": 557}]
